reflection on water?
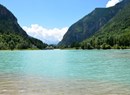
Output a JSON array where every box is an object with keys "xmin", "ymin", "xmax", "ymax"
[{"xmin": 0, "ymin": 50, "xmax": 130, "ymax": 95}]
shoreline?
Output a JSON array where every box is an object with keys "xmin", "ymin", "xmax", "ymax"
[{"xmin": 0, "ymin": 48, "xmax": 130, "ymax": 51}]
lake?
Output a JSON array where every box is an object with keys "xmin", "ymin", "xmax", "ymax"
[{"xmin": 0, "ymin": 50, "xmax": 130, "ymax": 95}]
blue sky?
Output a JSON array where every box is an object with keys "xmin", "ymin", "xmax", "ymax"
[
  {"xmin": 0, "ymin": 0, "xmax": 122, "ymax": 44},
  {"xmin": 0, "ymin": 0, "xmax": 108, "ymax": 28}
]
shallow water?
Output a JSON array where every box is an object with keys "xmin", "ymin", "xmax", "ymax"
[{"xmin": 0, "ymin": 50, "xmax": 130, "ymax": 95}]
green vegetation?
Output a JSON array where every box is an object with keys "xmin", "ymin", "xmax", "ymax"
[
  {"xmin": 0, "ymin": 34, "xmax": 47, "ymax": 50},
  {"xmin": 81, "ymin": 31, "xmax": 130, "ymax": 49}
]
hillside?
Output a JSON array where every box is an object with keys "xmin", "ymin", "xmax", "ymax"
[
  {"xmin": 81, "ymin": 0, "xmax": 130, "ymax": 49},
  {"xmin": 58, "ymin": 0, "xmax": 130, "ymax": 49},
  {"xmin": 0, "ymin": 4, "xmax": 47, "ymax": 50}
]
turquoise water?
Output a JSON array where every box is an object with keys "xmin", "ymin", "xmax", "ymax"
[
  {"xmin": 0, "ymin": 50, "xmax": 130, "ymax": 83},
  {"xmin": 0, "ymin": 50, "xmax": 130, "ymax": 95}
]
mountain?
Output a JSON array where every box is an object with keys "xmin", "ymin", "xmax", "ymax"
[
  {"xmin": 58, "ymin": 0, "xmax": 130, "ymax": 49},
  {"xmin": 81, "ymin": 0, "xmax": 130, "ymax": 49},
  {"xmin": 0, "ymin": 4, "xmax": 47, "ymax": 50}
]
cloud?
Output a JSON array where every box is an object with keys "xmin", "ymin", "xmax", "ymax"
[
  {"xmin": 106, "ymin": 0, "xmax": 122, "ymax": 8},
  {"xmin": 23, "ymin": 24, "xmax": 68, "ymax": 44}
]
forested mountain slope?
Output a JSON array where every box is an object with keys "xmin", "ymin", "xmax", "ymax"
[
  {"xmin": 59, "ymin": 0, "xmax": 130, "ymax": 49},
  {"xmin": 0, "ymin": 4, "xmax": 47, "ymax": 50}
]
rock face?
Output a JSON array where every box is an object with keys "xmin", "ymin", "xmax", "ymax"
[
  {"xmin": 58, "ymin": 0, "xmax": 129, "ymax": 47},
  {"xmin": 0, "ymin": 4, "xmax": 47, "ymax": 50}
]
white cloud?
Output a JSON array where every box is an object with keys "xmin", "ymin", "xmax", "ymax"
[
  {"xmin": 23, "ymin": 24, "xmax": 68, "ymax": 44},
  {"xmin": 106, "ymin": 0, "xmax": 122, "ymax": 8}
]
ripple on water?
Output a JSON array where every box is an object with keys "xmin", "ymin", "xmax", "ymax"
[{"xmin": 0, "ymin": 74, "xmax": 130, "ymax": 95}]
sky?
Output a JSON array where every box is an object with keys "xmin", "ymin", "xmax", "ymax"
[{"xmin": 0, "ymin": 0, "xmax": 122, "ymax": 44}]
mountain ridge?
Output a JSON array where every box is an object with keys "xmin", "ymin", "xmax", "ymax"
[
  {"xmin": 0, "ymin": 4, "xmax": 47, "ymax": 50},
  {"xmin": 81, "ymin": 0, "xmax": 130, "ymax": 49},
  {"xmin": 58, "ymin": 0, "xmax": 130, "ymax": 49}
]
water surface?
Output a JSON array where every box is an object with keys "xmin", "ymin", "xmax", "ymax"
[{"xmin": 0, "ymin": 50, "xmax": 130, "ymax": 95}]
